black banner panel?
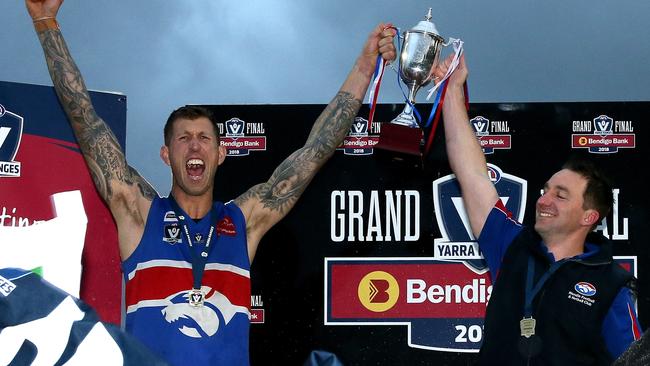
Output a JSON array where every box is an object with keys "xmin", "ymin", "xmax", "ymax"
[{"xmin": 208, "ymin": 102, "xmax": 648, "ymax": 365}]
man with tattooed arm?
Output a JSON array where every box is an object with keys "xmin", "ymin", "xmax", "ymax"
[{"xmin": 25, "ymin": 0, "xmax": 396, "ymax": 364}]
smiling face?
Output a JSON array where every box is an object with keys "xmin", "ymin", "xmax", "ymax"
[
  {"xmin": 534, "ymin": 169, "xmax": 599, "ymax": 239},
  {"xmin": 160, "ymin": 116, "xmax": 225, "ymax": 199}
]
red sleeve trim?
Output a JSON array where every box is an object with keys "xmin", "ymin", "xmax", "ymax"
[
  {"xmin": 628, "ymin": 303, "xmax": 642, "ymax": 341},
  {"xmin": 494, "ymin": 199, "xmax": 514, "ymax": 220}
]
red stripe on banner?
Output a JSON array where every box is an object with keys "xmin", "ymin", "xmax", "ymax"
[
  {"xmin": 330, "ymin": 263, "xmax": 491, "ymax": 319},
  {"xmin": 628, "ymin": 303, "xmax": 641, "ymax": 341},
  {"xmin": 126, "ymin": 265, "xmax": 250, "ymax": 309}
]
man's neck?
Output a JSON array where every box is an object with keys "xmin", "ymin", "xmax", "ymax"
[
  {"xmin": 540, "ymin": 231, "xmax": 587, "ymax": 261},
  {"xmin": 171, "ymin": 189, "xmax": 213, "ymax": 220}
]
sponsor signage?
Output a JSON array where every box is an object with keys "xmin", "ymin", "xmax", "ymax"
[
  {"xmin": 337, "ymin": 117, "xmax": 380, "ymax": 156},
  {"xmin": 325, "ymin": 258, "xmax": 491, "ymax": 352},
  {"xmin": 470, "ymin": 116, "xmax": 512, "ymax": 154},
  {"xmin": 571, "ymin": 115, "xmax": 636, "ymax": 153},
  {"xmin": 219, "ymin": 117, "xmax": 267, "ymax": 156}
]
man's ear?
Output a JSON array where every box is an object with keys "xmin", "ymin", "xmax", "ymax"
[
  {"xmin": 582, "ymin": 209, "xmax": 600, "ymax": 227},
  {"xmin": 160, "ymin": 145, "xmax": 170, "ymax": 166},
  {"xmin": 217, "ymin": 145, "xmax": 226, "ymax": 165}
]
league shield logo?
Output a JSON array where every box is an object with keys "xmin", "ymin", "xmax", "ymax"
[
  {"xmin": 0, "ymin": 104, "xmax": 24, "ymax": 178},
  {"xmin": 163, "ymin": 224, "xmax": 182, "ymax": 244},
  {"xmin": 432, "ymin": 164, "xmax": 527, "ymax": 273},
  {"xmin": 225, "ymin": 118, "xmax": 245, "ymax": 137},
  {"xmin": 593, "ymin": 115, "xmax": 613, "ymax": 136},
  {"xmin": 470, "ymin": 116, "xmax": 490, "ymax": 136},
  {"xmin": 349, "ymin": 117, "xmax": 369, "ymax": 137}
]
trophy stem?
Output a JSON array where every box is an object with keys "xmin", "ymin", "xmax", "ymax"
[{"xmin": 391, "ymin": 84, "xmax": 421, "ymax": 128}]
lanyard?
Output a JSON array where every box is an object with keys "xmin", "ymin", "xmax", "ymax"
[
  {"xmin": 168, "ymin": 195, "xmax": 218, "ymax": 290},
  {"xmin": 524, "ymin": 255, "xmax": 566, "ymax": 317}
]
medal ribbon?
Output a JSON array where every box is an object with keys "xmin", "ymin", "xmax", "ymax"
[
  {"xmin": 366, "ymin": 26, "xmax": 399, "ymax": 127},
  {"xmin": 168, "ymin": 195, "xmax": 218, "ymax": 290},
  {"xmin": 524, "ymin": 255, "xmax": 567, "ymax": 317}
]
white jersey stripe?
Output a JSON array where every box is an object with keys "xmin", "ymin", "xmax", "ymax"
[{"xmin": 127, "ymin": 260, "xmax": 250, "ymax": 281}]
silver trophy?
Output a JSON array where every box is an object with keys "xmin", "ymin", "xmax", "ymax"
[{"xmin": 392, "ymin": 8, "xmax": 445, "ymax": 128}]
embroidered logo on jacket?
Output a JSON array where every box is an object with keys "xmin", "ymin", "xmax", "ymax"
[
  {"xmin": 568, "ymin": 282, "xmax": 597, "ymax": 306},
  {"xmin": 574, "ymin": 282, "xmax": 597, "ymax": 296}
]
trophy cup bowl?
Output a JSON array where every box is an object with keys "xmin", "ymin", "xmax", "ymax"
[
  {"xmin": 375, "ymin": 8, "xmax": 447, "ymax": 156},
  {"xmin": 392, "ymin": 30, "xmax": 445, "ymax": 128}
]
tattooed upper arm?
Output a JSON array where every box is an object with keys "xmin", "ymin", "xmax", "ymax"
[{"xmin": 38, "ymin": 28, "xmax": 156, "ymax": 208}]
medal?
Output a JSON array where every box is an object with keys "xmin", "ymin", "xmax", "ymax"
[
  {"xmin": 168, "ymin": 195, "xmax": 219, "ymax": 309},
  {"xmin": 520, "ymin": 317, "xmax": 536, "ymax": 338},
  {"xmin": 189, "ymin": 288, "xmax": 205, "ymax": 307}
]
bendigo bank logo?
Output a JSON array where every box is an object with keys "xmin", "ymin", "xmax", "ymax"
[
  {"xmin": 219, "ymin": 117, "xmax": 267, "ymax": 157},
  {"xmin": 357, "ymin": 271, "xmax": 399, "ymax": 312},
  {"xmin": 0, "ymin": 104, "xmax": 23, "ymax": 178}
]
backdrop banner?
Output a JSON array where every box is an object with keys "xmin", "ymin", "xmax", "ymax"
[
  {"xmin": 0, "ymin": 81, "xmax": 125, "ymax": 325},
  {"xmin": 209, "ymin": 102, "xmax": 647, "ymax": 365}
]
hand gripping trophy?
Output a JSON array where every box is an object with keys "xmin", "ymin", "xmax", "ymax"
[{"xmin": 375, "ymin": 8, "xmax": 464, "ymax": 156}]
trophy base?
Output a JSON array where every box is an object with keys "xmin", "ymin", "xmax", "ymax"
[
  {"xmin": 390, "ymin": 112, "xmax": 420, "ymax": 129},
  {"xmin": 375, "ymin": 123, "xmax": 424, "ymax": 156}
]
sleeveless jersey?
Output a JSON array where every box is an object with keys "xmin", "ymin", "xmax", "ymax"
[{"xmin": 122, "ymin": 196, "xmax": 251, "ymax": 366}]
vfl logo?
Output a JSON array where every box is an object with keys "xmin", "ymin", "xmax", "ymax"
[
  {"xmin": 0, "ymin": 104, "xmax": 24, "ymax": 178},
  {"xmin": 225, "ymin": 118, "xmax": 245, "ymax": 137},
  {"xmin": 220, "ymin": 117, "xmax": 266, "ymax": 156},
  {"xmin": 469, "ymin": 116, "xmax": 511, "ymax": 154},
  {"xmin": 350, "ymin": 118, "xmax": 368, "ymax": 137},
  {"xmin": 574, "ymin": 282, "xmax": 597, "ymax": 297},
  {"xmin": 339, "ymin": 117, "xmax": 379, "ymax": 156},
  {"xmin": 357, "ymin": 271, "xmax": 399, "ymax": 312},
  {"xmin": 470, "ymin": 116, "xmax": 489, "ymax": 136},
  {"xmin": 594, "ymin": 115, "xmax": 613, "ymax": 136},
  {"xmin": 163, "ymin": 224, "xmax": 182, "ymax": 244},
  {"xmin": 432, "ymin": 164, "xmax": 527, "ymax": 273}
]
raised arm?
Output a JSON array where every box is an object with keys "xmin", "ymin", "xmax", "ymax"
[
  {"xmin": 438, "ymin": 55, "xmax": 499, "ymax": 238},
  {"xmin": 27, "ymin": 0, "xmax": 156, "ymax": 259},
  {"xmin": 235, "ymin": 24, "xmax": 396, "ymax": 261}
]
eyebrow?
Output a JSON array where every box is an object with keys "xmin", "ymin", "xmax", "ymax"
[{"xmin": 543, "ymin": 182, "xmax": 570, "ymax": 195}]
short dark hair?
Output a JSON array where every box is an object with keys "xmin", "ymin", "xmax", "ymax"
[
  {"xmin": 163, "ymin": 105, "xmax": 220, "ymax": 146},
  {"xmin": 562, "ymin": 157, "xmax": 613, "ymax": 222}
]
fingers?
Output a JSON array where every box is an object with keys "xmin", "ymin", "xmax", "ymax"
[{"xmin": 377, "ymin": 23, "xmax": 397, "ymax": 62}]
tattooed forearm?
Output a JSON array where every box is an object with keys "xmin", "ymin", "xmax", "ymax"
[
  {"xmin": 236, "ymin": 91, "xmax": 361, "ymax": 215},
  {"xmin": 37, "ymin": 29, "xmax": 152, "ymax": 202},
  {"xmin": 305, "ymin": 91, "xmax": 362, "ymax": 159}
]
